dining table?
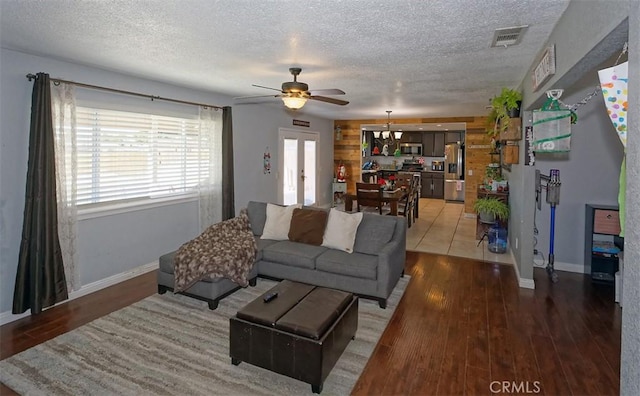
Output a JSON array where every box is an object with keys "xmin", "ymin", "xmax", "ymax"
[{"xmin": 344, "ymin": 188, "xmax": 407, "ymax": 216}]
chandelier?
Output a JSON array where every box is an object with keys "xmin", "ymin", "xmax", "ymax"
[{"xmin": 373, "ymin": 110, "xmax": 402, "ymax": 141}]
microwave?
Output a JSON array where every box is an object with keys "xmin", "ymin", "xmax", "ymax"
[{"xmin": 399, "ymin": 143, "xmax": 423, "ymax": 156}]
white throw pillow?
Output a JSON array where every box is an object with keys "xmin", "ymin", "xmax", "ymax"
[
  {"xmin": 261, "ymin": 203, "xmax": 302, "ymax": 240},
  {"xmin": 322, "ymin": 209, "xmax": 363, "ymax": 253}
]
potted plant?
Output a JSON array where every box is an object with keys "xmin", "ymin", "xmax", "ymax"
[
  {"xmin": 486, "ymin": 87, "xmax": 523, "ymax": 136},
  {"xmin": 473, "ymin": 197, "xmax": 510, "ymax": 223}
]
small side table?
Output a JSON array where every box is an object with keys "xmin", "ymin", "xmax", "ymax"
[{"xmin": 332, "ymin": 182, "xmax": 347, "ymax": 207}]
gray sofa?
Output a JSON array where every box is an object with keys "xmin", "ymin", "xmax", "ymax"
[{"xmin": 158, "ymin": 201, "xmax": 406, "ymax": 309}]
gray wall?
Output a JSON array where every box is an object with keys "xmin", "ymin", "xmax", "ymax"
[
  {"xmin": 232, "ymin": 103, "xmax": 334, "ymax": 212},
  {"xmin": 0, "ymin": 48, "xmax": 334, "ymax": 321},
  {"xmin": 533, "ymin": 82, "xmax": 624, "ymax": 272},
  {"xmin": 509, "ymin": 0, "xmax": 638, "ymax": 393},
  {"xmin": 621, "ymin": 2, "xmax": 639, "ymax": 395},
  {"xmin": 509, "ymin": 0, "xmax": 630, "ymax": 284}
]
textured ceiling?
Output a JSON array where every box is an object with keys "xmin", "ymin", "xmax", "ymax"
[{"xmin": 0, "ymin": 0, "xmax": 570, "ymax": 120}]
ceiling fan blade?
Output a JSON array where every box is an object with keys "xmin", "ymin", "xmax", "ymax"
[
  {"xmin": 308, "ymin": 88, "xmax": 345, "ymax": 96},
  {"xmin": 308, "ymin": 96, "xmax": 349, "ymax": 106},
  {"xmin": 251, "ymin": 84, "xmax": 283, "ymax": 92},
  {"xmin": 234, "ymin": 94, "xmax": 282, "ymax": 100}
]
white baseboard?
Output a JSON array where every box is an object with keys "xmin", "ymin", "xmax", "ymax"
[
  {"xmin": 511, "ymin": 249, "xmax": 535, "ymax": 289},
  {"xmin": 553, "ymin": 261, "xmax": 587, "ymax": 274},
  {"xmin": 533, "ymin": 257, "xmax": 586, "ymax": 274},
  {"xmin": 0, "ymin": 261, "xmax": 158, "ymax": 326}
]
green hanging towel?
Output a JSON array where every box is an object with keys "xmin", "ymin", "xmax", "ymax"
[{"xmin": 618, "ymin": 156, "xmax": 625, "ymax": 237}]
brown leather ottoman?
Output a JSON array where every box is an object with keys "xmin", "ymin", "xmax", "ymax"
[{"xmin": 229, "ymin": 280, "xmax": 358, "ymax": 393}]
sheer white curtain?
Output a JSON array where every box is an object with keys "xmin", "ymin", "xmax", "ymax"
[
  {"xmin": 198, "ymin": 106, "xmax": 223, "ymax": 231},
  {"xmin": 51, "ymin": 83, "xmax": 79, "ymax": 291}
]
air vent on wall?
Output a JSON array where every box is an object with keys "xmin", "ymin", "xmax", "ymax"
[{"xmin": 491, "ymin": 25, "xmax": 529, "ymax": 47}]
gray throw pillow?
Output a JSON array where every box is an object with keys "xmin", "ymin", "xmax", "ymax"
[
  {"xmin": 246, "ymin": 201, "xmax": 268, "ymax": 236},
  {"xmin": 353, "ymin": 214, "xmax": 397, "ymax": 255}
]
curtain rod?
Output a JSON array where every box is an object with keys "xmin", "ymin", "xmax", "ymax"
[{"xmin": 25, "ymin": 73, "xmax": 223, "ymax": 110}]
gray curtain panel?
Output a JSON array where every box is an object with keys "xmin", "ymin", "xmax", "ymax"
[
  {"xmin": 222, "ymin": 106, "xmax": 235, "ymax": 220},
  {"xmin": 13, "ymin": 73, "xmax": 68, "ymax": 315}
]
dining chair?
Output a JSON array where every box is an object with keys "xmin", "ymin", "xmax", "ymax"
[
  {"xmin": 397, "ymin": 176, "xmax": 417, "ymax": 227},
  {"xmin": 356, "ymin": 182, "xmax": 389, "ymax": 215},
  {"xmin": 395, "ymin": 172, "xmax": 414, "ymax": 189}
]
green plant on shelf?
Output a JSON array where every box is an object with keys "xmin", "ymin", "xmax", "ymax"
[
  {"xmin": 486, "ymin": 87, "xmax": 522, "ymax": 136},
  {"xmin": 473, "ymin": 197, "xmax": 510, "ymax": 223},
  {"xmin": 485, "ymin": 166, "xmax": 502, "ymax": 182}
]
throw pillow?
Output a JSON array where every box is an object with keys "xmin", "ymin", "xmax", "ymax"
[
  {"xmin": 322, "ymin": 208, "xmax": 363, "ymax": 253},
  {"xmin": 261, "ymin": 203, "xmax": 302, "ymax": 240},
  {"xmin": 288, "ymin": 208, "xmax": 329, "ymax": 246}
]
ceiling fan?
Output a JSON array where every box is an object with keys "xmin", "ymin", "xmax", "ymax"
[{"xmin": 234, "ymin": 67, "xmax": 349, "ymax": 110}]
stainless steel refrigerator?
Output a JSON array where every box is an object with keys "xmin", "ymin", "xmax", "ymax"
[{"xmin": 444, "ymin": 143, "xmax": 465, "ymax": 201}]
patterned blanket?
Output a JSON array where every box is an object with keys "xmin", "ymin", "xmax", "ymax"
[{"xmin": 173, "ymin": 209, "xmax": 257, "ymax": 293}]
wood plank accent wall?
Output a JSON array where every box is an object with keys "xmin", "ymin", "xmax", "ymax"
[
  {"xmin": 464, "ymin": 128, "xmax": 494, "ymax": 213},
  {"xmin": 334, "ymin": 116, "xmax": 490, "ymax": 213}
]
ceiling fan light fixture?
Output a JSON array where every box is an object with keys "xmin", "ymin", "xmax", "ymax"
[
  {"xmin": 282, "ymin": 95, "xmax": 307, "ymax": 110},
  {"xmin": 373, "ymin": 131, "xmax": 381, "ymax": 138},
  {"xmin": 381, "ymin": 130, "xmax": 391, "ymax": 139},
  {"xmin": 394, "ymin": 131, "xmax": 403, "ymax": 140}
]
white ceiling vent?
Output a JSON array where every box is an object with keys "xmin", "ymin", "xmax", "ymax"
[{"xmin": 491, "ymin": 25, "xmax": 529, "ymax": 47}]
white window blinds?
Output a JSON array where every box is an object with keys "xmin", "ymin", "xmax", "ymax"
[{"xmin": 75, "ymin": 107, "xmax": 206, "ymax": 206}]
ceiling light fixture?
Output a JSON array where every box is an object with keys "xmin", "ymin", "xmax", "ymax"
[
  {"xmin": 373, "ymin": 131, "xmax": 381, "ymax": 138},
  {"xmin": 383, "ymin": 110, "xmax": 398, "ymax": 140},
  {"xmin": 281, "ymin": 94, "xmax": 307, "ymax": 110}
]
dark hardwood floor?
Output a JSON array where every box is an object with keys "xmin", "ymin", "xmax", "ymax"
[{"xmin": 1, "ymin": 252, "xmax": 621, "ymax": 395}]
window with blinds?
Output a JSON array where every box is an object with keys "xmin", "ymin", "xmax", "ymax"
[{"xmin": 75, "ymin": 107, "xmax": 206, "ymax": 206}]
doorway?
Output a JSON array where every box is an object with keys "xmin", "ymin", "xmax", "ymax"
[{"xmin": 278, "ymin": 128, "xmax": 318, "ymax": 206}]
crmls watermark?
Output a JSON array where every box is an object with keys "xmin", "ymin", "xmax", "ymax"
[{"xmin": 490, "ymin": 381, "xmax": 541, "ymax": 394}]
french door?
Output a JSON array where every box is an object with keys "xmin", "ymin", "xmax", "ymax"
[{"xmin": 278, "ymin": 128, "xmax": 318, "ymax": 206}]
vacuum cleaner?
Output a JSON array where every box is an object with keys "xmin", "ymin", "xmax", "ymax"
[{"xmin": 536, "ymin": 169, "xmax": 561, "ymax": 283}]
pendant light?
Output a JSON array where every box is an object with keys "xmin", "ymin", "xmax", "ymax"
[
  {"xmin": 380, "ymin": 110, "xmax": 391, "ymax": 139},
  {"xmin": 382, "ymin": 110, "xmax": 401, "ymax": 140}
]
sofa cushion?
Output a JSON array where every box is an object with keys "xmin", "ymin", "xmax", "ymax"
[
  {"xmin": 315, "ymin": 249, "xmax": 378, "ymax": 280},
  {"xmin": 261, "ymin": 203, "xmax": 302, "ymax": 240},
  {"xmin": 262, "ymin": 241, "xmax": 328, "ymax": 270},
  {"xmin": 255, "ymin": 237, "xmax": 278, "ymax": 261},
  {"xmin": 288, "ymin": 208, "xmax": 328, "ymax": 246},
  {"xmin": 247, "ymin": 201, "xmax": 267, "ymax": 236},
  {"xmin": 322, "ymin": 208, "xmax": 363, "ymax": 253},
  {"xmin": 353, "ymin": 213, "xmax": 398, "ymax": 255}
]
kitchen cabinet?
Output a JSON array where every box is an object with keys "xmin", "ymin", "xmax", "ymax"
[
  {"xmin": 423, "ymin": 132, "xmax": 445, "ymax": 157},
  {"xmin": 585, "ymin": 204, "xmax": 622, "ymax": 284},
  {"xmin": 364, "ymin": 132, "xmax": 393, "ymax": 157},
  {"xmin": 446, "ymin": 131, "xmax": 465, "ymax": 144},
  {"xmin": 400, "ymin": 132, "xmax": 422, "ymax": 143},
  {"xmin": 421, "ymin": 172, "xmax": 444, "ymax": 199}
]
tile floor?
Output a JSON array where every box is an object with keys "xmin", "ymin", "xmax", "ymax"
[{"xmin": 407, "ymin": 198, "xmax": 514, "ymax": 265}]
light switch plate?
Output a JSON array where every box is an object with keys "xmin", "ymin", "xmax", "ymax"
[{"xmin": 468, "ymin": 170, "xmax": 473, "ymax": 176}]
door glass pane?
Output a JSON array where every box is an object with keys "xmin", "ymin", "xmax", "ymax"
[
  {"xmin": 304, "ymin": 140, "xmax": 316, "ymax": 205},
  {"xmin": 283, "ymin": 138, "xmax": 298, "ymax": 205}
]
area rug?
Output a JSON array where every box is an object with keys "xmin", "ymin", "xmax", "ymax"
[{"xmin": 0, "ymin": 276, "xmax": 409, "ymax": 395}]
